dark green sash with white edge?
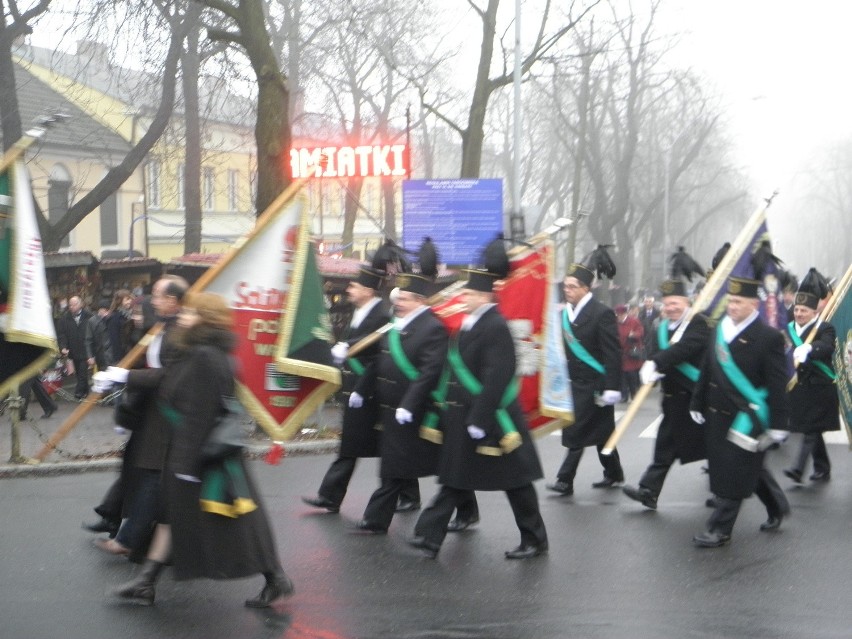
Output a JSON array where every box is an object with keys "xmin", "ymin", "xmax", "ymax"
[
  {"xmin": 714, "ymin": 324, "xmax": 770, "ymax": 452},
  {"xmin": 387, "ymin": 326, "xmax": 448, "ymax": 443},
  {"xmin": 447, "ymin": 338, "xmax": 521, "ymax": 456},
  {"xmin": 657, "ymin": 320, "xmax": 700, "ymax": 382},
  {"xmin": 561, "ymin": 308, "xmax": 606, "ymax": 374},
  {"xmin": 787, "ymin": 322, "xmax": 836, "ymax": 381}
]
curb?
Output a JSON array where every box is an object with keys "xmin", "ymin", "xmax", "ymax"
[{"xmin": 0, "ymin": 439, "xmax": 340, "ymax": 479}]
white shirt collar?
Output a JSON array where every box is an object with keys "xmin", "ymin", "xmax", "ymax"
[
  {"xmin": 568, "ymin": 291, "xmax": 593, "ymax": 322},
  {"xmin": 350, "ymin": 297, "xmax": 381, "ymax": 329},
  {"xmin": 460, "ymin": 303, "xmax": 496, "ymax": 331},
  {"xmin": 794, "ymin": 316, "xmax": 817, "ymax": 337},
  {"xmin": 394, "ymin": 304, "xmax": 430, "ymax": 331},
  {"xmin": 720, "ymin": 310, "xmax": 759, "ymax": 343}
]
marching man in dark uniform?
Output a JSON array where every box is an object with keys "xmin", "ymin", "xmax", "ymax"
[
  {"xmin": 302, "ymin": 265, "xmax": 420, "ymax": 513},
  {"xmin": 408, "ymin": 245, "xmax": 547, "ymax": 560},
  {"xmin": 783, "ymin": 268, "xmax": 839, "ymax": 484},
  {"xmin": 690, "ymin": 277, "xmax": 790, "ymax": 547},
  {"xmin": 354, "ymin": 271, "xmax": 447, "ymax": 534},
  {"xmin": 548, "ymin": 249, "xmax": 625, "ymax": 496},
  {"xmin": 622, "ymin": 277, "xmax": 709, "ymax": 510}
]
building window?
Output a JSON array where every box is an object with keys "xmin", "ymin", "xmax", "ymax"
[
  {"xmin": 146, "ymin": 159, "xmax": 161, "ymax": 209},
  {"xmin": 48, "ymin": 164, "xmax": 72, "ymax": 248},
  {"xmin": 202, "ymin": 166, "xmax": 215, "ymax": 211},
  {"xmin": 100, "ymin": 192, "xmax": 118, "ymax": 245},
  {"xmin": 177, "ymin": 163, "xmax": 185, "ymax": 210},
  {"xmin": 227, "ymin": 169, "xmax": 239, "ymax": 211}
]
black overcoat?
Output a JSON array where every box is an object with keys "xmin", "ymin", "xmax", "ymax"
[
  {"xmin": 560, "ymin": 297, "xmax": 622, "ymax": 448},
  {"xmin": 786, "ymin": 321, "xmax": 840, "ymax": 434},
  {"xmin": 437, "ymin": 307, "xmax": 543, "ymax": 491},
  {"xmin": 57, "ymin": 309, "xmax": 93, "ymax": 359},
  {"xmin": 159, "ymin": 332, "xmax": 281, "ymax": 581},
  {"xmin": 648, "ymin": 314, "xmax": 710, "ymax": 464},
  {"xmin": 363, "ymin": 308, "xmax": 446, "ymax": 479},
  {"xmin": 691, "ymin": 318, "xmax": 789, "ymax": 499},
  {"xmin": 339, "ymin": 299, "xmax": 388, "ymax": 457}
]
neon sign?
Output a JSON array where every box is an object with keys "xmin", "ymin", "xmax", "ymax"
[{"xmin": 290, "ymin": 145, "xmax": 408, "ymax": 178}]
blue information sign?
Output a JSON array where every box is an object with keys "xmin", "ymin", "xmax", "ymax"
[{"xmin": 402, "ymin": 179, "xmax": 503, "ymax": 265}]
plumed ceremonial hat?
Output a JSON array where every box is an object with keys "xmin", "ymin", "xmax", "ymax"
[
  {"xmin": 794, "ymin": 267, "xmax": 830, "ymax": 310},
  {"xmin": 396, "ymin": 237, "xmax": 439, "ymax": 297},
  {"xmin": 659, "ymin": 279, "xmax": 688, "ymax": 298},
  {"xmin": 354, "ymin": 267, "xmax": 385, "ymax": 290},
  {"xmin": 567, "ymin": 244, "xmax": 617, "ymax": 288},
  {"xmin": 727, "ymin": 276, "xmax": 761, "ymax": 299},
  {"xmin": 463, "ymin": 234, "xmax": 511, "ymax": 293}
]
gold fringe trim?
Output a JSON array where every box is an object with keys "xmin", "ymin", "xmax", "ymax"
[
  {"xmin": 200, "ymin": 497, "xmax": 258, "ymax": 518},
  {"xmin": 475, "ymin": 444, "xmax": 503, "ymax": 456},
  {"xmin": 500, "ymin": 431, "xmax": 522, "ymax": 454},
  {"xmin": 419, "ymin": 427, "xmax": 443, "ymax": 444}
]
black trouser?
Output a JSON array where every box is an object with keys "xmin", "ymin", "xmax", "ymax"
[
  {"xmin": 363, "ymin": 479, "xmax": 477, "ymax": 531},
  {"xmin": 69, "ymin": 356, "xmax": 89, "ymax": 397},
  {"xmin": 707, "ymin": 466, "xmax": 789, "ymax": 536},
  {"xmin": 792, "ymin": 433, "xmax": 831, "ymax": 476},
  {"xmin": 318, "ymin": 456, "xmax": 420, "ymax": 507},
  {"xmin": 414, "ymin": 484, "xmax": 546, "ymax": 550},
  {"xmin": 639, "ymin": 437, "xmax": 677, "ymax": 497},
  {"xmin": 115, "ymin": 468, "xmax": 161, "ymax": 551},
  {"xmin": 94, "ymin": 476, "xmax": 124, "ymax": 523},
  {"xmin": 557, "ymin": 445, "xmax": 624, "ymax": 485},
  {"xmin": 20, "ymin": 375, "xmax": 57, "ymax": 418}
]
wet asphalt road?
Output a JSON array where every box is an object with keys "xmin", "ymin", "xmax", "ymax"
[{"xmin": 2, "ymin": 398, "xmax": 852, "ymax": 639}]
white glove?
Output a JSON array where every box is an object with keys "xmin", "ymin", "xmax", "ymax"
[
  {"xmin": 348, "ymin": 392, "xmax": 364, "ymax": 408},
  {"xmin": 600, "ymin": 390, "xmax": 622, "ymax": 406},
  {"xmin": 175, "ymin": 473, "xmax": 201, "ymax": 483},
  {"xmin": 639, "ymin": 360, "xmax": 664, "ymax": 385},
  {"xmin": 91, "ymin": 371, "xmax": 113, "ymax": 394},
  {"xmin": 395, "ymin": 407, "xmax": 413, "ymax": 424},
  {"xmin": 467, "ymin": 425, "xmax": 487, "ymax": 440},
  {"xmin": 794, "ymin": 344, "xmax": 812, "ymax": 363},
  {"xmin": 104, "ymin": 366, "xmax": 129, "ymax": 384},
  {"xmin": 331, "ymin": 342, "xmax": 349, "ymax": 365},
  {"xmin": 690, "ymin": 410, "xmax": 705, "ymax": 424}
]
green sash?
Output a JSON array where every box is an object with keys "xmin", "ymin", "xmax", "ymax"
[
  {"xmin": 562, "ymin": 309, "xmax": 605, "ymax": 374},
  {"xmin": 447, "ymin": 339, "xmax": 521, "ymax": 454},
  {"xmin": 200, "ymin": 457, "xmax": 258, "ymax": 518},
  {"xmin": 787, "ymin": 322, "xmax": 836, "ymax": 381},
  {"xmin": 346, "ymin": 355, "xmax": 365, "ymax": 376},
  {"xmin": 657, "ymin": 320, "xmax": 700, "ymax": 382},
  {"xmin": 715, "ymin": 324, "xmax": 769, "ymax": 440},
  {"xmin": 387, "ymin": 326, "xmax": 448, "ymax": 442}
]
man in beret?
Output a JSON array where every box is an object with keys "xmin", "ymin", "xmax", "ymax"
[{"xmin": 689, "ymin": 277, "xmax": 789, "ymax": 547}]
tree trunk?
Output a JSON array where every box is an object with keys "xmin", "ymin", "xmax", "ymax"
[
  {"xmin": 0, "ymin": 34, "xmax": 23, "ymax": 152},
  {"xmin": 341, "ymin": 177, "xmax": 363, "ymax": 257},
  {"xmin": 182, "ymin": 15, "xmax": 203, "ymax": 255}
]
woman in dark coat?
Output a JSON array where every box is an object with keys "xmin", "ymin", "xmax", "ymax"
[{"xmin": 110, "ymin": 292, "xmax": 293, "ymax": 607}]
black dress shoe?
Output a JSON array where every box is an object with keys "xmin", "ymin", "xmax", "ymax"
[
  {"xmin": 41, "ymin": 407, "xmax": 57, "ymax": 419},
  {"xmin": 622, "ymin": 485, "xmax": 657, "ymax": 510},
  {"xmin": 447, "ymin": 516, "xmax": 480, "ymax": 532},
  {"xmin": 759, "ymin": 515, "xmax": 782, "ymax": 532},
  {"xmin": 407, "ymin": 536, "xmax": 440, "ymax": 559},
  {"xmin": 301, "ymin": 495, "xmax": 340, "ymax": 513},
  {"xmin": 82, "ymin": 518, "xmax": 120, "ymax": 537},
  {"xmin": 692, "ymin": 531, "xmax": 731, "ymax": 548},
  {"xmin": 505, "ymin": 543, "xmax": 547, "ymax": 559},
  {"xmin": 546, "ymin": 481, "xmax": 573, "ymax": 496},
  {"xmin": 592, "ymin": 477, "xmax": 622, "ymax": 489},
  {"xmin": 395, "ymin": 499, "xmax": 421, "ymax": 513},
  {"xmin": 783, "ymin": 468, "xmax": 803, "ymax": 484},
  {"xmin": 245, "ymin": 571, "xmax": 295, "ymax": 608},
  {"xmin": 809, "ymin": 471, "xmax": 831, "ymax": 482},
  {"xmin": 353, "ymin": 520, "xmax": 387, "ymax": 534}
]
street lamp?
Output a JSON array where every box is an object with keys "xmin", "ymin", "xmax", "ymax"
[{"xmin": 129, "ymin": 200, "xmax": 147, "ymax": 258}]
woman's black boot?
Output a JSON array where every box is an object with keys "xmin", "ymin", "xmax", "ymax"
[
  {"xmin": 245, "ymin": 570, "xmax": 295, "ymax": 608},
  {"xmin": 109, "ymin": 559, "xmax": 164, "ymax": 606}
]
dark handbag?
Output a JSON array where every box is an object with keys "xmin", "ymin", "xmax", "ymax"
[{"xmin": 200, "ymin": 396, "xmax": 247, "ymax": 462}]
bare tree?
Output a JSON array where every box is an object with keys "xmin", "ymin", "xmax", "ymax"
[{"xmin": 198, "ymin": 0, "xmax": 291, "ymax": 216}]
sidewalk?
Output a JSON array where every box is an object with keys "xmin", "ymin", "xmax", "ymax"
[{"xmin": 0, "ymin": 386, "xmax": 342, "ymax": 478}]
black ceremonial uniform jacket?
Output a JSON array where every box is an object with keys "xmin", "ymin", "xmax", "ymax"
[
  {"xmin": 438, "ymin": 306, "xmax": 543, "ymax": 491},
  {"xmin": 787, "ymin": 320, "xmax": 839, "ymax": 434},
  {"xmin": 691, "ymin": 316, "xmax": 788, "ymax": 499},
  {"xmin": 340, "ymin": 298, "xmax": 388, "ymax": 457},
  {"xmin": 647, "ymin": 313, "xmax": 709, "ymax": 464},
  {"xmin": 561, "ymin": 296, "xmax": 622, "ymax": 448},
  {"xmin": 362, "ymin": 307, "xmax": 447, "ymax": 479}
]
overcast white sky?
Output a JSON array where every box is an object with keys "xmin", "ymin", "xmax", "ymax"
[{"xmin": 663, "ymin": 0, "xmax": 852, "ymax": 197}]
